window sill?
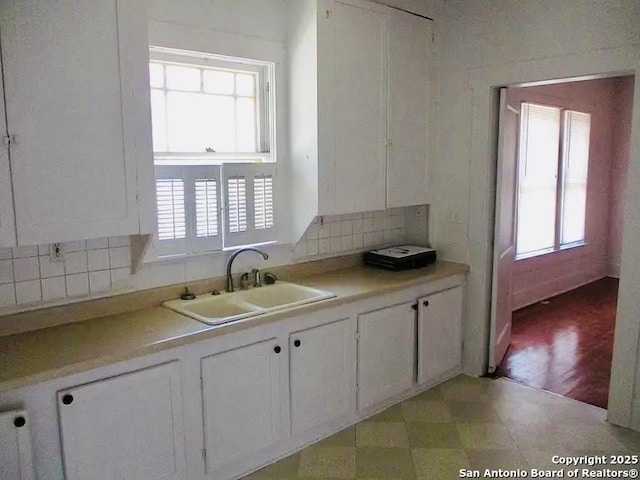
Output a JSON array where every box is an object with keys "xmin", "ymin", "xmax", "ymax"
[{"xmin": 515, "ymin": 241, "xmax": 587, "ymax": 261}]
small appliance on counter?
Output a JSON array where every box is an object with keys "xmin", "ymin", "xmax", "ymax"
[{"xmin": 363, "ymin": 245, "xmax": 437, "ymax": 271}]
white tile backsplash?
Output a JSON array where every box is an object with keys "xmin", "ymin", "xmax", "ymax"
[
  {"xmin": 0, "ymin": 206, "xmax": 426, "ymax": 311},
  {"xmin": 12, "ymin": 246, "xmax": 38, "ymax": 258},
  {"xmin": 42, "ymin": 276, "xmax": 67, "ymax": 301},
  {"xmin": 14, "ymin": 257, "xmax": 41, "ymax": 282},
  {"xmin": 0, "ymin": 260, "xmax": 14, "ymax": 284},
  {"xmin": 0, "ymin": 283, "xmax": 15, "ymax": 307},
  {"xmin": 16, "ymin": 280, "xmax": 42, "ymax": 304},
  {"xmin": 298, "ymin": 208, "xmax": 412, "ymax": 261},
  {"xmin": 64, "ymin": 251, "xmax": 88, "ymax": 275},
  {"xmin": 89, "ymin": 270, "xmax": 111, "ymax": 293},
  {"xmin": 39, "ymin": 255, "xmax": 65, "ymax": 279},
  {"xmin": 66, "ymin": 273, "xmax": 89, "ymax": 297},
  {"xmin": 88, "ymin": 249, "xmax": 110, "ymax": 271}
]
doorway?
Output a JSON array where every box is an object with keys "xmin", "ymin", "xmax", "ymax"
[{"xmin": 489, "ymin": 75, "xmax": 635, "ymax": 410}]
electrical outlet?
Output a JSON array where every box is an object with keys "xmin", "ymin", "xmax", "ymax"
[{"xmin": 49, "ymin": 243, "xmax": 64, "ymax": 262}]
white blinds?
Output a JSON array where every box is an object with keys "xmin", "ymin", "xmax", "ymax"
[
  {"xmin": 560, "ymin": 111, "xmax": 591, "ymax": 245},
  {"xmin": 155, "ymin": 163, "xmax": 276, "ymax": 255},
  {"xmin": 222, "ymin": 163, "xmax": 277, "ymax": 248},
  {"xmin": 516, "ymin": 103, "xmax": 561, "ymax": 257}
]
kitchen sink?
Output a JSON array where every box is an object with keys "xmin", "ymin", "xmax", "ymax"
[{"xmin": 163, "ymin": 282, "xmax": 336, "ymax": 326}]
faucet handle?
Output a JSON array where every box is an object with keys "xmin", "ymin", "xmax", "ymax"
[
  {"xmin": 263, "ymin": 272, "xmax": 277, "ymax": 285},
  {"xmin": 251, "ymin": 268, "xmax": 262, "ymax": 287},
  {"xmin": 239, "ymin": 272, "xmax": 251, "ymax": 290}
]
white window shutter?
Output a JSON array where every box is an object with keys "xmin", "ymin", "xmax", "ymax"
[
  {"xmin": 222, "ymin": 163, "xmax": 277, "ymax": 248},
  {"xmin": 189, "ymin": 165, "xmax": 223, "ymax": 253},
  {"xmin": 155, "ymin": 165, "xmax": 188, "ymax": 256},
  {"xmin": 155, "ymin": 165, "xmax": 222, "ymax": 255}
]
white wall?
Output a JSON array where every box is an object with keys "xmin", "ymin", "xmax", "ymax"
[{"xmin": 433, "ymin": 0, "xmax": 640, "ymax": 428}]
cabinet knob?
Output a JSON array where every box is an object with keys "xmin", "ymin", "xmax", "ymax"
[
  {"xmin": 411, "ymin": 304, "xmax": 418, "ymax": 311},
  {"xmin": 274, "ymin": 345, "xmax": 281, "ymax": 354},
  {"xmin": 13, "ymin": 416, "xmax": 25, "ymax": 428},
  {"xmin": 423, "ymin": 300, "xmax": 430, "ymax": 307},
  {"xmin": 293, "ymin": 339, "xmax": 301, "ymax": 348},
  {"xmin": 62, "ymin": 394, "xmax": 74, "ymax": 405}
]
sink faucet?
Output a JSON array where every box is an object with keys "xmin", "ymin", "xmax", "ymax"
[{"xmin": 226, "ymin": 247, "xmax": 269, "ymax": 292}]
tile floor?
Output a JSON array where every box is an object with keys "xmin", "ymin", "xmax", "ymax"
[
  {"xmin": 243, "ymin": 375, "xmax": 640, "ymax": 480},
  {"xmin": 498, "ymin": 277, "xmax": 618, "ymax": 408}
]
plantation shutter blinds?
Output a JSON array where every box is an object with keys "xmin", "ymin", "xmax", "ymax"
[
  {"xmin": 155, "ymin": 165, "xmax": 223, "ymax": 255},
  {"xmin": 222, "ymin": 163, "xmax": 276, "ymax": 247},
  {"xmin": 516, "ymin": 103, "xmax": 561, "ymax": 256},
  {"xmin": 560, "ymin": 111, "xmax": 590, "ymax": 245}
]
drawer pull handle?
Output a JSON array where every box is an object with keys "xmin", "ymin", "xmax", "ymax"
[
  {"xmin": 423, "ymin": 300, "xmax": 430, "ymax": 307},
  {"xmin": 294, "ymin": 339, "xmax": 301, "ymax": 348},
  {"xmin": 13, "ymin": 416, "xmax": 25, "ymax": 428},
  {"xmin": 274, "ymin": 345, "xmax": 281, "ymax": 354},
  {"xmin": 62, "ymin": 394, "xmax": 74, "ymax": 405}
]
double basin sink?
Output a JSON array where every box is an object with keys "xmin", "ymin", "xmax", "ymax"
[{"xmin": 163, "ymin": 282, "xmax": 337, "ymax": 326}]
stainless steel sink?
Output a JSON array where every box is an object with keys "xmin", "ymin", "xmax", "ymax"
[{"xmin": 163, "ymin": 282, "xmax": 336, "ymax": 326}]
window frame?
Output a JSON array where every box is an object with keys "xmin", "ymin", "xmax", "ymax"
[
  {"xmin": 148, "ymin": 47, "xmax": 279, "ymax": 259},
  {"xmin": 149, "ymin": 46, "xmax": 275, "ymax": 163},
  {"xmin": 515, "ymin": 102, "xmax": 591, "ymax": 261}
]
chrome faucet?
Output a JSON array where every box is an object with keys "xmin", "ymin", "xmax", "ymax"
[{"xmin": 225, "ymin": 247, "xmax": 269, "ymax": 292}]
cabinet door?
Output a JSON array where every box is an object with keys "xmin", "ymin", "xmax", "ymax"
[
  {"xmin": 319, "ymin": 0, "xmax": 388, "ymax": 215},
  {"xmin": 386, "ymin": 8, "xmax": 432, "ymax": 208},
  {"xmin": 0, "ymin": 50, "xmax": 15, "ymax": 247},
  {"xmin": 358, "ymin": 302, "xmax": 416, "ymax": 411},
  {"xmin": 201, "ymin": 338, "xmax": 285, "ymax": 477},
  {"xmin": 0, "ymin": 0, "xmax": 152, "ymax": 245},
  {"xmin": 418, "ymin": 287, "xmax": 463, "ymax": 384},
  {"xmin": 0, "ymin": 410, "xmax": 35, "ymax": 480},
  {"xmin": 290, "ymin": 317, "xmax": 355, "ymax": 436},
  {"xmin": 58, "ymin": 362, "xmax": 186, "ymax": 480}
]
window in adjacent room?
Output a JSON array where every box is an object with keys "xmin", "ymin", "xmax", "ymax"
[
  {"xmin": 149, "ymin": 47, "xmax": 277, "ymax": 256},
  {"xmin": 515, "ymin": 102, "xmax": 591, "ymax": 259}
]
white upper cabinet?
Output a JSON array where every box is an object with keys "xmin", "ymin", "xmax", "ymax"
[
  {"xmin": 287, "ymin": 0, "xmax": 434, "ymax": 242},
  {"xmin": 386, "ymin": 9, "xmax": 432, "ymax": 208},
  {"xmin": 57, "ymin": 362, "xmax": 186, "ymax": 480},
  {"xmin": 317, "ymin": 0, "xmax": 388, "ymax": 216},
  {"xmin": 0, "ymin": 0, "xmax": 155, "ymax": 245},
  {"xmin": 0, "ymin": 56, "xmax": 16, "ymax": 248}
]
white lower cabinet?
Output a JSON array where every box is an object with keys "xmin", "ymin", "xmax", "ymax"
[
  {"xmin": 289, "ymin": 317, "xmax": 356, "ymax": 436},
  {"xmin": 200, "ymin": 337, "xmax": 286, "ymax": 478},
  {"xmin": 57, "ymin": 361, "xmax": 186, "ymax": 480},
  {"xmin": 0, "ymin": 410, "xmax": 35, "ymax": 480},
  {"xmin": 417, "ymin": 286, "xmax": 464, "ymax": 384},
  {"xmin": 357, "ymin": 301, "xmax": 416, "ymax": 411}
]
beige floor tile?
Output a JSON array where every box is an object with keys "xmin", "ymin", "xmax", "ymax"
[
  {"xmin": 456, "ymin": 423, "xmax": 517, "ymax": 449},
  {"xmin": 447, "ymin": 401, "xmax": 503, "ymax": 423},
  {"xmin": 410, "ymin": 387, "xmax": 445, "ymax": 402},
  {"xmin": 365, "ymin": 404, "xmax": 405, "ymax": 423},
  {"xmin": 496, "ymin": 398, "xmax": 555, "ymax": 425},
  {"xmin": 412, "ymin": 448, "xmax": 471, "ymax": 480},
  {"xmin": 316, "ymin": 426, "xmax": 356, "ymax": 448},
  {"xmin": 465, "ymin": 448, "xmax": 529, "ymax": 471},
  {"xmin": 402, "ymin": 400, "xmax": 452, "ymax": 423},
  {"xmin": 299, "ymin": 446, "xmax": 356, "ymax": 478},
  {"xmin": 439, "ymin": 376, "xmax": 492, "ymax": 402},
  {"xmin": 356, "ymin": 421, "xmax": 409, "ymax": 448},
  {"xmin": 244, "ymin": 453, "xmax": 300, "ymax": 479},
  {"xmin": 552, "ymin": 424, "xmax": 627, "ymax": 451},
  {"xmin": 356, "ymin": 447, "xmax": 416, "ymax": 479},
  {"xmin": 405, "ymin": 422, "xmax": 463, "ymax": 448},
  {"xmin": 506, "ymin": 423, "xmax": 566, "ymax": 451}
]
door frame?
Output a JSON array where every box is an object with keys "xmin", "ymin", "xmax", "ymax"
[{"xmin": 464, "ymin": 46, "xmax": 640, "ymax": 429}]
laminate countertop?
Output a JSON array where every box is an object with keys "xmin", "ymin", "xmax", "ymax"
[{"xmin": 0, "ymin": 261, "xmax": 468, "ymax": 393}]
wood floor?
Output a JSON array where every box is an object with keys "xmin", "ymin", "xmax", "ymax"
[{"xmin": 497, "ymin": 277, "xmax": 618, "ymax": 409}]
